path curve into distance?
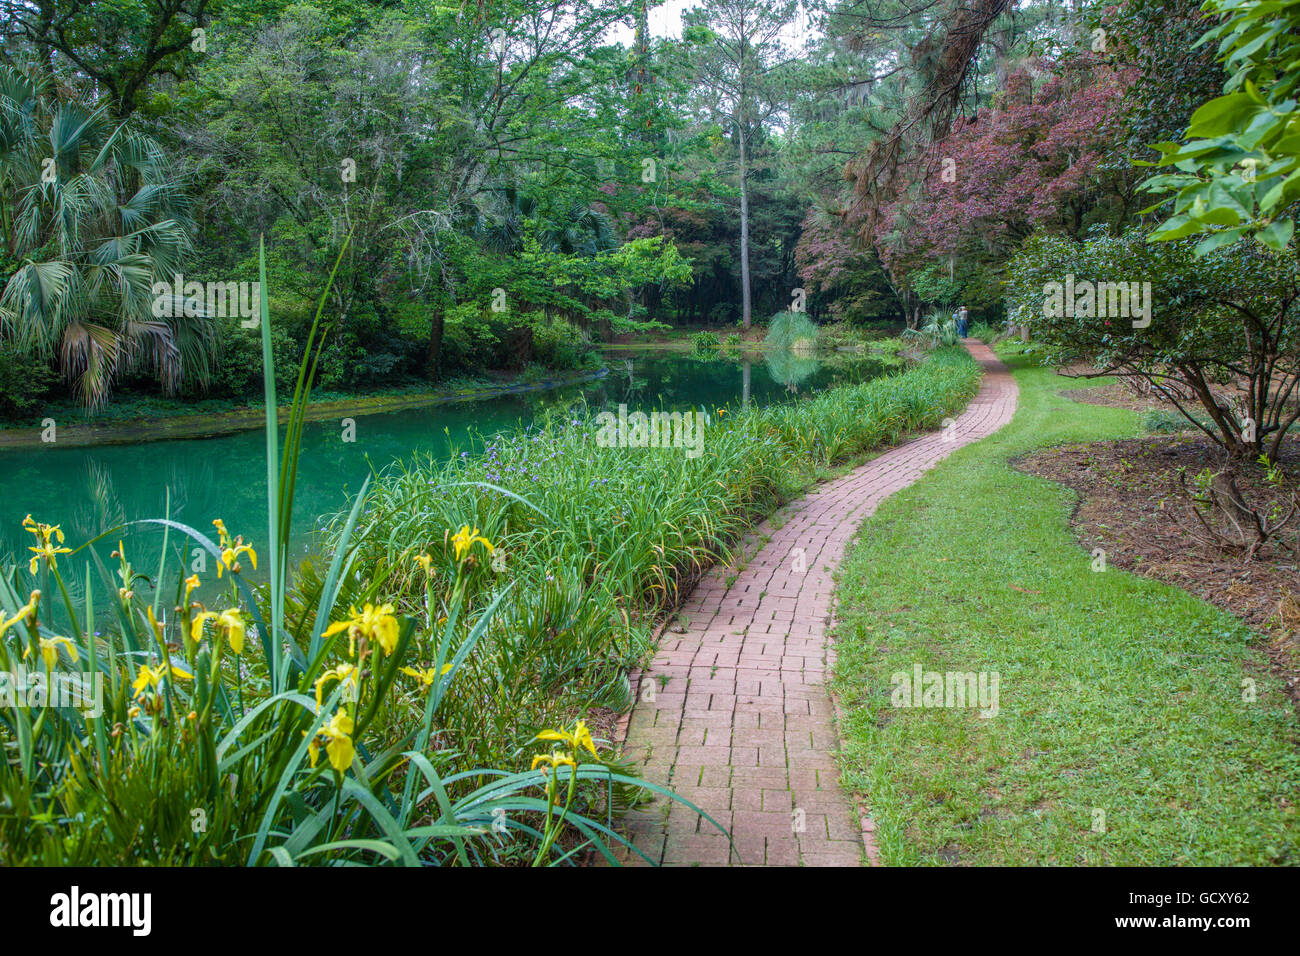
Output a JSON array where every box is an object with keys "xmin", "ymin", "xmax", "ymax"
[{"xmin": 615, "ymin": 340, "xmax": 1018, "ymax": 866}]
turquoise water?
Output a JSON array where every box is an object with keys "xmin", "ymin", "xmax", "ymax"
[{"xmin": 0, "ymin": 348, "xmax": 889, "ymax": 584}]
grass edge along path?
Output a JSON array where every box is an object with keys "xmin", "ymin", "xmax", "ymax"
[
  {"xmin": 615, "ymin": 341, "xmax": 1016, "ymax": 866},
  {"xmin": 831, "ymin": 342, "xmax": 1300, "ymax": 866}
]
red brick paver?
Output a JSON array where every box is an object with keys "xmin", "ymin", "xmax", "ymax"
[{"xmin": 614, "ymin": 341, "xmax": 1017, "ymax": 866}]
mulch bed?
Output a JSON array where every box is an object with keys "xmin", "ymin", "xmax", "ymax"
[
  {"xmin": 1059, "ymin": 382, "xmax": 1169, "ymax": 413},
  {"xmin": 1014, "ymin": 384, "xmax": 1300, "ymax": 710}
]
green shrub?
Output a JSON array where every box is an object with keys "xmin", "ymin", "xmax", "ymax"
[
  {"xmin": 1142, "ymin": 408, "xmax": 1208, "ymax": 434},
  {"xmin": 902, "ymin": 310, "xmax": 959, "ymax": 350},
  {"xmin": 1005, "ymin": 228, "xmax": 1300, "ymax": 459},
  {"xmin": 440, "ymin": 303, "xmax": 500, "ymax": 372},
  {"xmin": 707, "ymin": 302, "xmax": 736, "ymax": 325},
  {"xmin": 0, "ymin": 344, "xmax": 56, "ymax": 421},
  {"xmin": 199, "ymin": 317, "xmax": 298, "ymax": 400},
  {"xmin": 532, "ymin": 318, "xmax": 591, "ymax": 370},
  {"xmin": 690, "ymin": 330, "xmax": 721, "ymax": 354},
  {"xmin": 818, "ymin": 321, "xmax": 880, "ymax": 350},
  {"xmin": 1143, "ymin": 0, "xmax": 1300, "ymax": 253},
  {"xmin": 394, "ymin": 301, "xmax": 433, "ymax": 341}
]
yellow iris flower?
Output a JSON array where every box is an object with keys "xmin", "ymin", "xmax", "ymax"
[
  {"xmin": 131, "ymin": 660, "xmax": 194, "ymax": 698},
  {"xmin": 212, "ymin": 519, "xmax": 257, "ymax": 578},
  {"xmin": 449, "ymin": 525, "xmax": 494, "ymax": 562},
  {"xmin": 400, "ymin": 663, "xmax": 454, "ymax": 688},
  {"xmin": 23, "ymin": 514, "xmax": 72, "ymax": 575},
  {"xmin": 531, "ymin": 750, "xmax": 577, "ymax": 774},
  {"xmin": 314, "ymin": 663, "xmax": 358, "ymax": 712},
  {"xmin": 218, "ymin": 542, "xmax": 257, "ymax": 578},
  {"xmin": 184, "ymin": 574, "xmax": 201, "ymax": 605},
  {"xmin": 24, "ymin": 635, "xmax": 78, "ymax": 669},
  {"xmin": 323, "ymin": 603, "xmax": 400, "ymax": 656},
  {"xmin": 0, "ymin": 590, "xmax": 40, "ymax": 638},
  {"xmin": 306, "ymin": 711, "xmax": 355, "ymax": 773},
  {"xmin": 146, "ymin": 605, "xmax": 166, "ymax": 643},
  {"xmin": 131, "ymin": 665, "xmax": 162, "ymax": 697},
  {"xmin": 535, "ymin": 719, "xmax": 599, "ymax": 760},
  {"xmin": 191, "ymin": 608, "xmax": 247, "ymax": 654}
]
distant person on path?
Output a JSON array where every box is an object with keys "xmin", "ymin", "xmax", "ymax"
[{"xmin": 957, "ymin": 306, "xmax": 969, "ymax": 339}]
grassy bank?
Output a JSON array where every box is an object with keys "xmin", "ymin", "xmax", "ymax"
[
  {"xmin": 328, "ymin": 347, "xmax": 982, "ymax": 787},
  {"xmin": 830, "ymin": 343, "xmax": 1300, "ymax": 865}
]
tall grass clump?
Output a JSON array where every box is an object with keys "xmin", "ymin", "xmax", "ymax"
[
  {"xmin": 0, "ymin": 239, "xmax": 713, "ymax": 866},
  {"xmin": 764, "ymin": 311, "xmax": 819, "ymax": 352},
  {"xmin": 328, "ymin": 346, "xmax": 982, "ymax": 785}
]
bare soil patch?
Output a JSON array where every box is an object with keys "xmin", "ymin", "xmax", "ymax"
[
  {"xmin": 1059, "ymin": 382, "xmax": 1168, "ymax": 413},
  {"xmin": 1015, "ymin": 429, "xmax": 1300, "ymax": 709}
]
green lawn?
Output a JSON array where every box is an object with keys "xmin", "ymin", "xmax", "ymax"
[{"xmin": 830, "ymin": 342, "xmax": 1300, "ymax": 865}]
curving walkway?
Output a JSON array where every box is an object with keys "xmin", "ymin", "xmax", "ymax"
[{"xmin": 614, "ymin": 340, "xmax": 1018, "ymax": 866}]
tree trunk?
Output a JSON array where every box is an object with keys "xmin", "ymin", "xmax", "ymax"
[{"xmin": 738, "ymin": 121, "xmax": 753, "ymax": 332}]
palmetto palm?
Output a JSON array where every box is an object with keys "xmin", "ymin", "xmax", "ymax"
[
  {"xmin": 473, "ymin": 187, "xmax": 618, "ymax": 256},
  {"xmin": 0, "ymin": 66, "xmax": 213, "ymax": 408}
]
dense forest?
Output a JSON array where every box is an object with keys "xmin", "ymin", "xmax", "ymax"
[{"xmin": 0, "ymin": 0, "xmax": 1234, "ymax": 415}]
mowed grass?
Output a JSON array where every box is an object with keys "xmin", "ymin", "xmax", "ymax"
[{"xmin": 830, "ymin": 342, "xmax": 1300, "ymax": 865}]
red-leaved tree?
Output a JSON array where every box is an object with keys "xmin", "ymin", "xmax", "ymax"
[{"xmin": 869, "ymin": 59, "xmax": 1134, "ymax": 308}]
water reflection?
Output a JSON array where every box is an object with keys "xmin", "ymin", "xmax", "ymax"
[
  {"xmin": 764, "ymin": 349, "xmax": 822, "ymax": 394},
  {"xmin": 0, "ymin": 347, "xmax": 888, "ymax": 578}
]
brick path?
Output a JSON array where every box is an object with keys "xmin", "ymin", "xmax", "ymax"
[{"xmin": 614, "ymin": 340, "xmax": 1018, "ymax": 866}]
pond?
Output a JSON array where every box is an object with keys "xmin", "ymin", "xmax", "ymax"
[{"xmin": 0, "ymin": 347, "xmax": 893, "ymax": 592}]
